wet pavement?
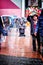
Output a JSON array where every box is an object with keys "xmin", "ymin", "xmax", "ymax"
[{"xmin": 0, "ymin": 54, "xmax": 43, "ymax": 65}]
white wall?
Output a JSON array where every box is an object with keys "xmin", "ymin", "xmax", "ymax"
[
  {"xmin": 11, "ymin": 0, "xmax": 22, "ymax": 8},
  {"xmin": 42, "ymin": 2, "xmax": 43, "ymax": 8}
]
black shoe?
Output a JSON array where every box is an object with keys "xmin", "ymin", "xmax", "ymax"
[{"xmin": 33, "ymin": 49, "xmax": 36, "ymax": 51}]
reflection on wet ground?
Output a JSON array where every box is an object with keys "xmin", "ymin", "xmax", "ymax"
[{"xmin": 0, "ymin": 28, "xmax": 43, "ymax": 61}]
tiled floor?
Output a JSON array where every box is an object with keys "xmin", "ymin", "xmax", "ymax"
[{"xmin": 0, "ymin": 29, "xmax": 43, "ymax": 61}]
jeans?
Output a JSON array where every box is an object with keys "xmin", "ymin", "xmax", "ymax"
[
  {"xmin": 32, "ymin": 33, "xmax": 40, "ymax": 51},
  {"xmin": 32, "ymin": 34, "xmax": 37, "ymax": 51}
]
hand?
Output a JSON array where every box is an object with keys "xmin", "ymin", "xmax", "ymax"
[{"xmin": 34, "ymin": 32, "xmax": 37, "ymax": 36}]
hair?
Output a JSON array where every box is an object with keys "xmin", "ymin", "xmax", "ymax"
[{"xmin": 33, "ymin": 14, "xmax": 38, "ymax": 19}]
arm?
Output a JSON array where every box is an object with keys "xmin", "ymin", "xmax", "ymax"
[{"xmin": 34, "ymin": 21, "xmax": 39, "ymax": 36}]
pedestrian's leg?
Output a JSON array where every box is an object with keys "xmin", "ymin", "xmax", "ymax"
[
  {"xmin": 32, "ymin": 35, "xmax": 36, "ymax": 51},
  {"xmin": 37, "ymin": 39, "xmax": 40, "ymax": 52},
  {"xmin": 37, "ymin": 33, "xmax": 40, "ymax": 53}
]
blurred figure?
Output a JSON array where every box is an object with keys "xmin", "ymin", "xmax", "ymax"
[
  {"xmin": 4, "ymin": 17, "xmax": 10, "ymax": 26},
  {"xmin": 15, "ymin": 18, "xmax": 19, "ymax": 28},
  {"xmin": 19, "ymin": 19, "xmax": 25, "ymax": 36},
  {"xmin": 0, "ymin": 17, "xmax": 3, "ymax": 37},
  {"xmin": 31, "ymin": 15, "xmax": 38, "ymax": 51},
  {"xmin": 3, "ymin": 17, "xmax": 10, "ymax": 36},
  {"xmin": 35, "ymin": 9, "xmax": 43, "ymax": 55},
  {"xmin": 11, "ymin": 18, "xmax": 20, "ymax": 36},
  {"xmin": 0, "ymin": 17, "xmax": 4, "ymax": 49},
  {"xmin": 15, "ymin": 18, "xmax": 20, "ymax": 33}
]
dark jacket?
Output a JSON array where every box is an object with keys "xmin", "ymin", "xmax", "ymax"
[
  {"xmin": 27, "ymin": 16, "xmax": 34, "ymax": 34},
  {"xmin": 36, "ymin": 16, "xmax": 43, "ymax": 36},
  {"xmin": 35, "ymin": 9, "xmax": 43, "ymax": 36},
  {"xmin": 27, "ymin": 16, "xmax": 38, "ymax": 35}
]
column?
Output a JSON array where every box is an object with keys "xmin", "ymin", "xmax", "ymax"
[
  {"xmin": 22, "ymin": 0, "xmax": 25, "ymax": 17},
  {"xmin": 42, "ymin": 0, "xmax": 43, "ymax": 8}
]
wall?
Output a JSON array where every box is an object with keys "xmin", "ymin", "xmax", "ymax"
[
  {"xmin": 11, "ymin": 0, "xmax": 22, "ymax": 8},
  {"xmin": 0, "ymin": 0, "xmax": 21, "ymax": 17}
]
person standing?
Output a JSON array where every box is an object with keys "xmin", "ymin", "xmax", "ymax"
[
  {"xmin": 34, "ymin": 9, "xmax": 43, "ymax": 55},
  {"xmin": 27, "ymin": 14, "xmax": 38, "ymax": 51},
  {"xmin": 31, "ymin": 15, "xmax": 38, "ymax": 51}
]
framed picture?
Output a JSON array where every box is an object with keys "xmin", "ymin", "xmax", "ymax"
[{"xmin": 28, "ymin": 0, "xmax": 38, "ymax": 6}]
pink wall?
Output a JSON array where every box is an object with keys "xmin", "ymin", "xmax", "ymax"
[
  {"xmin": 0, "ymin": 0, "xmax": 22, "ymax": 17},
  {"xmin": 0, "ymin": 0, "xmax": 19, "ymax": 9},
  {"xmin": 0, "ymin": 9, "xmax": 21, "ymax": 17}
]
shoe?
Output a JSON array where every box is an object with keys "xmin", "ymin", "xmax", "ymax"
[{"xmin": 33, "ymin": 49, "xmax": 36, "ymax": 51}]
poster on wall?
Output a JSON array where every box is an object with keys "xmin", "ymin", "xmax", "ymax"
[{"xmin": 28, "ymin": 0, "xmax": 38, "ymax": 6}]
